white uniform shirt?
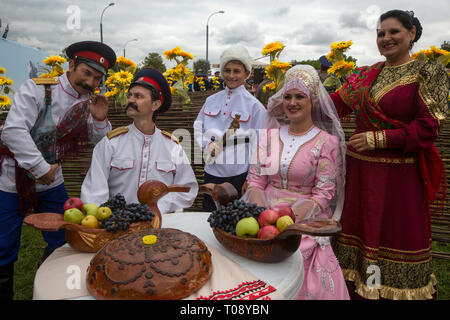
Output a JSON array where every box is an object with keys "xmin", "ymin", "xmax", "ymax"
[
  {"xmin": 0, "ymin": 72, "xmax": 111, "ymax": 193},
  {"xmin": 193, "ymin": 85, "xmax": 271, "ymax": 178},
  {"xmin": 80, "ymin": 124, "xmax": 198, "ymax": 214}
]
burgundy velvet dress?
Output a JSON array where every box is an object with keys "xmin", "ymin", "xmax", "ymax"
[{"xmin": 330, "ymin": 59, "xmax": 448, "ymax": 300}]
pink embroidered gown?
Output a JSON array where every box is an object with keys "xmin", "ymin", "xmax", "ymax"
[{"xmin": 246, "ymin": 125, "xmax": 350, "ymax": 300}]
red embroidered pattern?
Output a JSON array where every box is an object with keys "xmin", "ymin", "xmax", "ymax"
[{"xmin": 196, "ymin": 280, "xmax": 276, "ymax": 300}]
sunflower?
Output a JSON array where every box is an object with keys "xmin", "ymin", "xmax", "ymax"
[
  {"xmin": 163, "ymin": 46, "xmax": 183, "ymax": 60},
  {"xmin": 330, "ymin": 41, "xmax": 353, "ymax": 51},
  {"xmin": 0, "ymin": 95, "xmax": 11, "ymax": 107},
  {"xmin": 43, "ymin": 55, "xmax": 67, "ymax": 67},
  {"xmin": 40, "ymin": 69, "xmax": 61, "ymax": 78},
  {"xmin": 262, "ymin": 82, "xmax": 276, "ymax": 92},
  {"xmin": 114, "ymin": 70, "xmax": 133, "ymax": 85},
  {"xmin": 178, "ymin": 51, "xmax": 194, "ymax": 60},
  {"xmin": 0, "ymin": 67, "xmax": 5, "ymax": 74},
  {"xmin": 104, "ymin": 87, "xmax": 120, "ymax": 98},
  {"xmin": 326, "ymin": 50, "xmax": 336, "ymax": 62},
  {"xmin": 116, "ymin": 56, "xmax": 137, "ymax": 68},
  {"xmin": 262, "ymin": 41, "xmax": 285, "ymax": 57},
  {"xmin": 271, "ymin": 60, "xmax": 292, "ymax": 72},
  {"xmin": 328, "ymin": 60, "xmax": 355, "ymax": 77}
]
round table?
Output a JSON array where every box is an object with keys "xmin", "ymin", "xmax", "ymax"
[{"xmin": 33, "ymin": 211, "xmax": 303, "ymax": 300}]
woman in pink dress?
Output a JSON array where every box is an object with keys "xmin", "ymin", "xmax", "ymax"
[{"xmin": 244, "ymin": 65, "xmax": 349, "ymax": 300}]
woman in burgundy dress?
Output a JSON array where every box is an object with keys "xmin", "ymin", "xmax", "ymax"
[{"xmin": 330, "ymin": 10, "xmax": 448, "ymax": 299}]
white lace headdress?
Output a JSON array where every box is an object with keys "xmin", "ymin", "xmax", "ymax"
[{"xmin": 267, "ymin": 65, "xmax": 346, "ymax": 221}]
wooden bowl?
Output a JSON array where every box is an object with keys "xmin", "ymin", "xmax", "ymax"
[
  {"xmin": 24, "ymin": 180, "xmax": 190, "ymax": 253},
  {"xmin": 212, "ymin": 219, "xmax": 342, "ymax": 263},
  {"xmin": 198, "ymin": 182, "xmax": 342, "ymax": 263}
]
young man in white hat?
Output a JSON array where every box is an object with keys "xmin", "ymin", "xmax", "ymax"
[{"xmin": 194, "ymin": 45, "xmax": 273, "ymax": 211}]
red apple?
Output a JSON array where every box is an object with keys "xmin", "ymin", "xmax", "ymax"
[
  {"xmin": 64, "ymin": 197, "xmax": 84, "ymax": 211},
  {"xmin": 277, "ymin": 206, "xmax": 296, "ymax": 222},
  {"xmin": 257, "ymin": 225, "xmax": 280, "ymax": 239},
  {"xmin": 257, "ymin": 209, "xmax": 279, "ymax": 227}
]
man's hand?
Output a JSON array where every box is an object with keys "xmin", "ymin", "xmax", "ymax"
[
  {"xmin": 207, "ymin": 142, "xmax": 221, "ymax": 157},
  {"xmin": 348, "ymin": 132, "xmax": 371, "ymax": 152},
  {"xmin": 89, "ymin": 94, "xmax": 108, "ymax": 121},
  {"xmin": 36, "ymin": 163, "xmax": 59, "ymax": 185}
]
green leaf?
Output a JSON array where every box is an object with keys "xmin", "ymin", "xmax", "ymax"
[{"xmin": 437, "ymin": 54, "xmax": 450, "ymax": 67}]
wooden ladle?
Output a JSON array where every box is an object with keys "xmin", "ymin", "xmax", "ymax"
[
  {"xmin": 137, "ymin": 179, "xmax": 191, "ymax": 227},
  {"xmin": 199, "ymin": 182, "xmax": 239, "ymax": 208}
]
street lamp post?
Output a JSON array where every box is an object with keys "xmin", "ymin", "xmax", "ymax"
[
  {"xmin": 123, "ymin": 38, "xmax": 138, "ymax": 57},
  {"xmin": 206, "ymin": 10, "xmax": 224, "ymax": 68},
  {"xmin": 100, "ymin": 3, "xmax": 115, "ymax": 43}
]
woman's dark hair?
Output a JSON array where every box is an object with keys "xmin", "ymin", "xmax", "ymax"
[{"xmin": 379, "ymin": 10, "xmax": 423, "ymax": 43}]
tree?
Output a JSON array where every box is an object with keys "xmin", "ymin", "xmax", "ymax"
[
  {"xmin": 193, "ymin": 59, "xmax": 210, "ymax": 75},
  {"xmin": 441, "ymin": 41, "xmax": 450, "ymax": 51},
  {"xmin": 291, "ymin": 59, "xmax": 320, "ymax": 70},
  {"xmin": 140, "ymin": 52, "xmax": 166, "ymax": 73}
]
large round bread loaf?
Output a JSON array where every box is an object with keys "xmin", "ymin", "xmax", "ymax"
[{"xmin": 86, "ymin": 228, "xmax": 212, "ymax": 299}]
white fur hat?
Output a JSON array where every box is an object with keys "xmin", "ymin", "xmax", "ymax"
[{"xmin": 219, "ymin": 45, "xmax": 253, "ymax": 76}]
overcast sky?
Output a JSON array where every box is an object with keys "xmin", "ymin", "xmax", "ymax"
[{"xmin": 1, "ymin": 0, "xmax": 449, "ymax": 69}]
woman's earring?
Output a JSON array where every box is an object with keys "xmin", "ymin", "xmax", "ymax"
[{"xmin": 409, "ymin": 40, "xmax": 413, "ymax": 50}]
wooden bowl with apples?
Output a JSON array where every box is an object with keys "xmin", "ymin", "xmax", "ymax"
[
  {"xmin": 200, "ymin": 184, "xmax": 342, "ymax": 263},
  {"xmin": 24, "ymin": 180, "xmax": 190, "ymax": 253}
]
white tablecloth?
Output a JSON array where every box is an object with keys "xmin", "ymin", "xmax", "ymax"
[{"xmin": 33, "ymin": 211, "xmax": 303, "ymax": 300}]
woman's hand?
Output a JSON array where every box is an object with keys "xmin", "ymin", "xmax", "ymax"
[{"xmin": 348, "ymin": 132, "xmax": 371, "ymax": 152}]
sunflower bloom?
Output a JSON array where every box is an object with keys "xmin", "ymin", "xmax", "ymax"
[
  {"xmin": 114, "ymin": 70, "xmax": 133, "ymax": 85},
  {"xmin": 43, "ymin": 55, "xmax": 67, "ymax": 67},
  {"xmin": 0, "ymin": 67, "xmax": 5, "ymax": 74},
  {"xmin": 262, "ymin": 41, "xmax": 285, "ymax": 57},
  {"xmin": 0, "ymin": 95, "xmax": 11, "ymax": 107},
  {"xmin": 331, "ymin": 41, "xmax": 353, "ymax": 51}
]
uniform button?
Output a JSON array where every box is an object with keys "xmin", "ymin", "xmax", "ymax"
[{"xmin": 223, "ymin": 112, "xmax": 226, "ymax": 115}]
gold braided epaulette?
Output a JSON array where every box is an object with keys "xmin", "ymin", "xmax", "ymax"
[
  {"xmin": 161, "ymin": 130, "xmax": 179, "ymax": 144},
  {"xmin": 107, "ymin": 127, "xmax": 129, "ymax": 140},
  {"xmin": 32, "ymin": 77, "xmax": 59, "ymax": 85}
]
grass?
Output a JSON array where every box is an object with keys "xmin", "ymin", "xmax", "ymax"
[{"xmin": 13, "ymin": 224, "xmax": 450, "ymax": 300}]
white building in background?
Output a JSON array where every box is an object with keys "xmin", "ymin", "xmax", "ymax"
[{"xmin": 0, "ymin": 38, "xmax": 50, "ymax": 94}]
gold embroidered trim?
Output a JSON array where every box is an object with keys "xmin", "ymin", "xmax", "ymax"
[
  {"xmin": 365, "ymin": 131, "xmax": 375, "ymax": 150},
  {"xmin": 343, "ymin": 269, "xmax": 437, "ymax": 300},
  {"xmin": 346, "ymin": 150, "xmax": 416, "ymax": 164},
  {"xmin": 336, "ymin": 234, "xmax": 432, "ymax": 263},
  {"xmin": 375, "ymin": 130, "xmax": 386, "ymax": 149},
  {"xmin": 418, "ymin": 75, "xmax": 447, "ymax": 121},
  {"xmin": 372, "ymin": 74, "xmax": 417, "ymax": 104}
]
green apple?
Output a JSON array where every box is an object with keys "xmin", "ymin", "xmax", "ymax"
[
  {"xmin": 96, "ymin": 206, "xmax": 112, "ymax": 221},
  {"xmin": 276, "ymin": 215, "xmax": 294, "ymax": 232},
  {"xmin": 82, "ymin": 203, "xmax": 99, "ymax": 216},
  {"xmin": 64, "ymin": 208, "xmax": 84, "ymax": 225},
  {"xmin": 235, "ymin": 217, "xmax": 260, "ymax": 238}
]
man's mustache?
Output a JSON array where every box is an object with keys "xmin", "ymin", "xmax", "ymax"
[
  {"xmin": 75, "ymin": 81, "xmax": 94, "ymax": 92},
  {"xmin": 126, "ymin": 102, "xmax": 139, "ymax": 111}
]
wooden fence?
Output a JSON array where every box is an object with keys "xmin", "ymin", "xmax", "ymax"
[{"xmin": 1, "ymin": 90, "xmax": 449, "ymax": 253}]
